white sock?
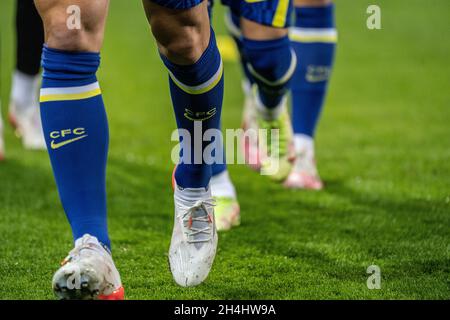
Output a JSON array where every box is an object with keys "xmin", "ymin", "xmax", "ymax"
[
  {"xmin": 11, "ymin": 70, "xmax": 41, "ymax": 112},
  {"xmin": 75, "ymin": 234, "xmax": 101, "ymax": 248},
  {"xmin": 174, "ymin": 183, "xmax": 211, "ymax": 206},
  {"xmin": 210, "ymin": 170, "xmax": 237, "ymax": 199},
  {"xmin": 294, "ymin": 134, "xmax": 315, "ymax": 158}
]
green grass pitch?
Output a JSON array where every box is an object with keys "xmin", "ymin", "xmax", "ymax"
[{"xmin": 0, "ymin": 0, "xmax": 449, "ymax": 299}]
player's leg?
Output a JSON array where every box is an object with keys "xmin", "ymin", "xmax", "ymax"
[
  {"xmin": 239, "ymin": 0, "xmax": 296, "ymax": 181},
  {"xmin": 223, "ymin": 8, "xmax": 261, "ymax": 170},
  {"xmin": 284, "ymin": 0, "xmax": 337, "ymax": 190},
  {"xmin": 201, "ymin": 1, "xmax": 240, "ymax": 231},
  {"xmin": 35, "ymin": 0, "xmax": 123, "ymax": 299},
  {"xmin": 223, "ymin": 8, "xmax": 254, "ymax": 88},
  {"xmin": 142, "ymin": 0, "xmax": 221, "ymax": 287},
  {"xmin": 9, "ymin": 0, "xmax": 46, "ymax": 150}
]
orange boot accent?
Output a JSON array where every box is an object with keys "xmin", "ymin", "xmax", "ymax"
[{"xmin": 98, "ymin": 286, "xmax": 125, "ymax": 300}]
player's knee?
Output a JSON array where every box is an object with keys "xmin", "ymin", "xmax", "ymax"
[
  {"xmin": 161, "ymin": 29, "xmax": 207, "ymax": 65},
  {"xmin": 39, "ymin": 4, "xmax": 106, "ymax": 52},
  {"xmin": 45, "ymin": 19, "xmax": 85, "ymax": 51},
  {"xmin": 244, "ymin": 36, "xmax": 296, "ymax": 93},
  {"xmin": 144, "ymin": 1, "xmax": 210, "ymax": 65}
]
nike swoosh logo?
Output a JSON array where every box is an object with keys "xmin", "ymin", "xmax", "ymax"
[
  {"xmin": 184, "ymin": 112, "xmax": 216, "ymax": 121},
  {"xmin": 184, "ymin": 108, "xmax": 217, "ymax": 121},
  {"xmin": 50, "ymin": 135, "xmax": 88, "ymax": 150}
]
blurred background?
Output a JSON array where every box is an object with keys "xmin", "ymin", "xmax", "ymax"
[{"xmin": 0, "ymin": 0, "xmax": 449, "ymax": 299}]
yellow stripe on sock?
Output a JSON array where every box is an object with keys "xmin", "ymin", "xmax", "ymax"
[
  {"xmin": 169, "ymin": 62, "xmax": 224, "ymax": 95},
  {"xmin": 272, "ymin": 0, "xmax": 290, "ymax": 28},
  {"xmin": 40, "ymin": 88, "xmax": 102, "ymax": 103}
]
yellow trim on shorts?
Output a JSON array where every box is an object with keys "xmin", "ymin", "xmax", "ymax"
[{"xmin": 272, "ymin": 0, "xmax": 290, "ymax": 28}]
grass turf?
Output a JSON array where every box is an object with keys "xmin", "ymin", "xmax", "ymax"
[{"xmin": 0, "ymin": 0, "xmax": 449, "ymax": 299}]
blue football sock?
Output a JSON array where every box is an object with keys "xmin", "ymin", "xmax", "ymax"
[
  {"xmin": 160, "ymin": 29, "xmax": 224, "ymax": 189},
  {"xmin": 242, "ymin": 36, "xmax": 296, "ymax": 109},
  {"xmin": 211, "ymin": 124, "xmax": 227, "ymax": 177},
  {"xmin": 290, "ymin": 4, "xmax": 337, "ymax": 137},
  {"xmin": 212, "ymin": 161, "xmax": 227, "ymax": 177},
  {"xmin": 40, "ymin": 46, "xmax": 111, "ymax": 249}
]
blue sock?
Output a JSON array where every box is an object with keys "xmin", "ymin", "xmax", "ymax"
[
  {"xmin": 290, "ymin": 4, "xmax": 337, "ymax": 137},
  {"xmin": 242, "ymin": 36, "xmax": 296, "ymax": 109},
  {"xmin": 212, "ymin": 161, "xmax": 227, "ymax": 177},
  {"xmin": 211, "ymin": 124, "xmax": 227, "ymax": 177},
  {"xmin": 40, "ymin": 46, "xmax": 110, "ymax": 249},
  {"xmin": 160, "ymin": 29, "xmax": 224, "ymax": 188}
]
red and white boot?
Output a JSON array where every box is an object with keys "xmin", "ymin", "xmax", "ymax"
[
  {"xmin": 52, "ymin": 234, "xmax": 124, "ymax": 300},
  {"xmin": 284, "ymin": 134, "xmax": 324, "ymax": 190}
]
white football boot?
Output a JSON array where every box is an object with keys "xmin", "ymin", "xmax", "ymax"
[
  {"xmin": 170, "ymin": 184, "xmax": 218, "ymax": 287},
  {"xmin": 9, "ymin": 71, "xmax": 46, "ymax": 150},
  {"xmin": 52, "ymin": 234, "xmax": 124, "ymax": 300},
  {"xmin": 284, "ymin": 134, "xmax": 324, "ymax": 190}
]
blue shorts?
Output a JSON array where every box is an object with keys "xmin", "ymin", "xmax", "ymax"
[
  {"xmin": 151, "ymin": 0, "xmax": 203, "ymax": 10},
  {"xmin": 221, "ymin": 0, "xmax": 293, "ymax": 28}
]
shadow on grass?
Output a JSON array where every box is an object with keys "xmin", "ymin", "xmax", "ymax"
[
  {"xmin": 202, "ymin": 176, "xmax": 450, "ymax": 298},
  {"xmin": 324, "ymin": 179, "xmax": 448, "ymax": 219},
  {"xmin": 1, "ymin": 158, "xmax": 447, "ymax": 299}
]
